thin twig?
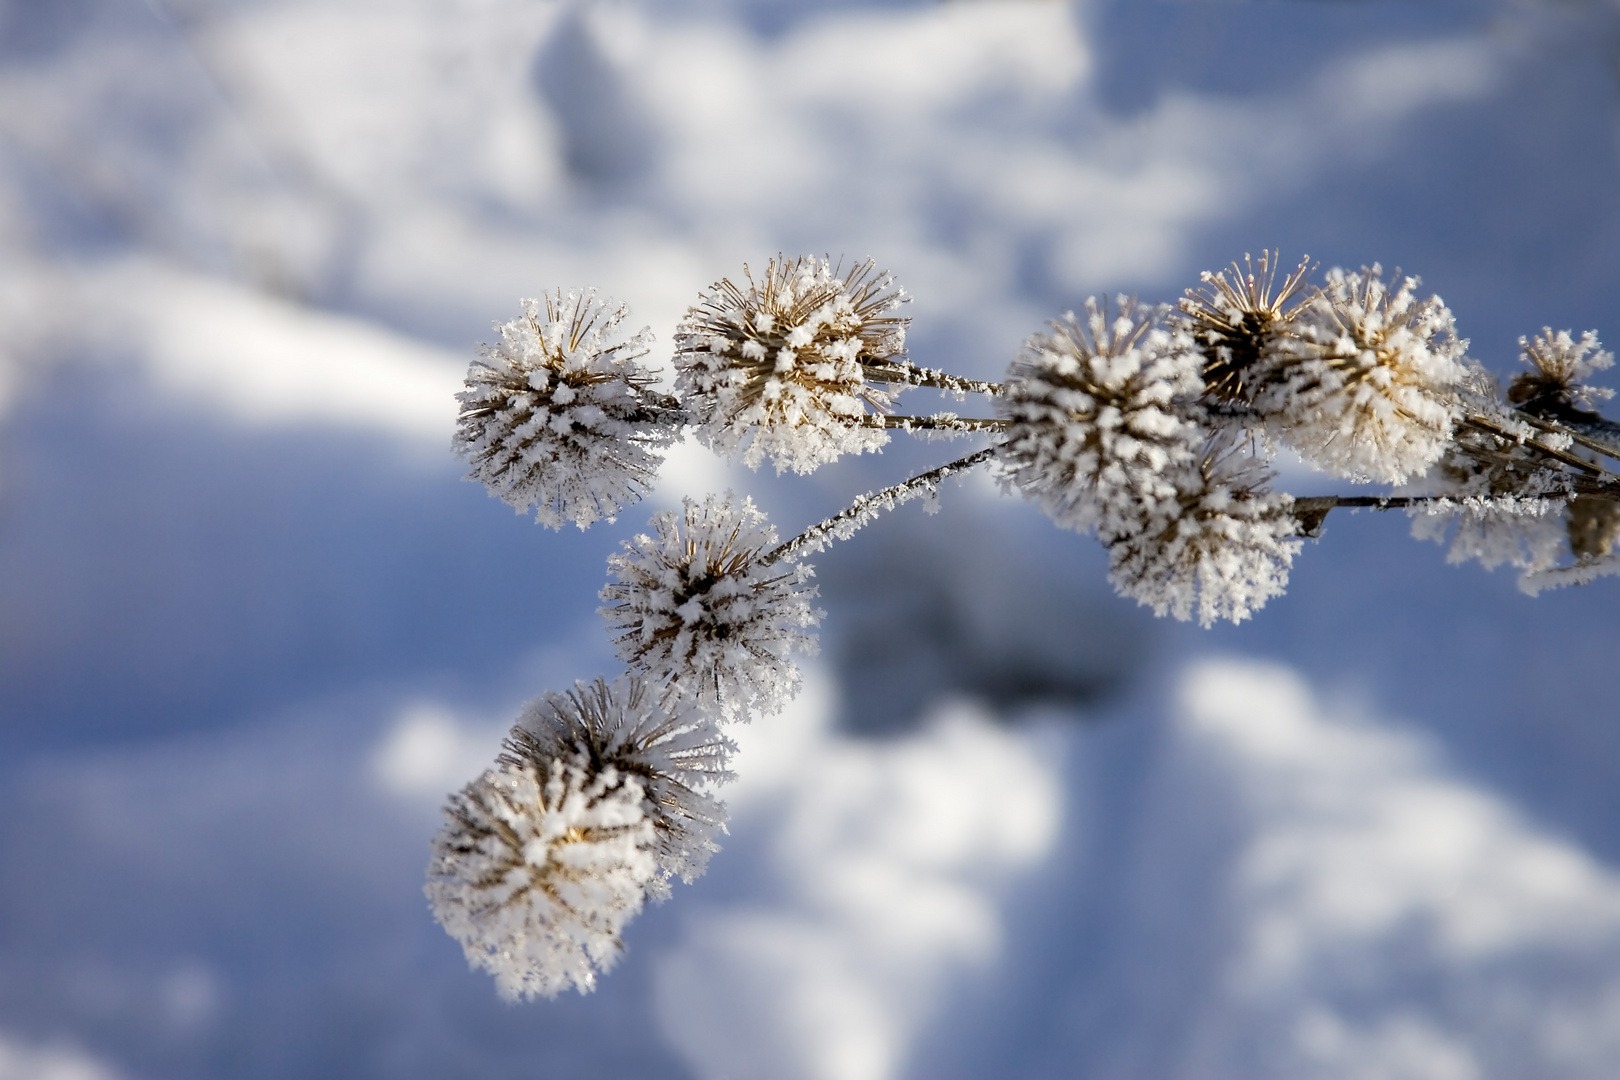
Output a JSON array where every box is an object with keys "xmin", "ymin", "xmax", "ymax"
[
  {"xmin": 762, "ymin": 445, "xmax": 1001, "ymax": 565},
  {"xmin": 1463, "ymin": 415, "xmax": 1609, "ymax": 478},
  {"xmin": 1290, "ymin": 489, "xmax": 1620, "ymax": 538},
  {"xmin": 864, "ymin": 360, "xmax": 1002, "ymax": 398},
  {"xmin": 1512, "ymin": 411, "xmax": 1620, "ymax": 466},
  {"xmin": 860, "ymin": 414, "xmax": 1008, "ymax": 432}
]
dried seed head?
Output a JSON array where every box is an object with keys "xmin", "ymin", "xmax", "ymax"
[
  {"xmin": 509, "ymin": 674, "xmax": 734, "ymax": 891},
  {"xmin": 1104, "ymin": 440, "xmax": 1301, "ymax": 628},
  {"xmin": 673, "ymin": 256, "xmax": 908, "ymax": 474},
  {"xmin": 997, "ymin": 296, "xmax": 1205, "ymax": 538},
  {"xmin": 425, "ymin": 757, "xmax": 657, "ymax": 1000},
  {"xmin": 1508, "ymin": 328, "xmax": 1614, "ymax": 417},
  {"xmin": 455, "ymin": 289, "xmax": 681, "ymax": 529},
  {"xmin": 1177, "ymin": 252, "xmax": 1312, "ymax": 404},
  {"xmin": 1257, "ymin": 265, "xmax": 1468, "ymax": 484},
  {"xmin": 1402, "ymin": 375, "xmax": 1573, "ymax": 576},
  {"xmin": 600, "ymin": 493, "xmax": 821, "ymax": 720}
]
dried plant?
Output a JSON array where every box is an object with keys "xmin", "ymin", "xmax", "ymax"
[{"xmin": 432, "ymin": 252, "xmax": 1620, "ymax": 998}]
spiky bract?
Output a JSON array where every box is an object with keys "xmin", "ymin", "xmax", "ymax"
[
  {"xmin": 425, "ymin": 758, "xmax": 656, "ymax": 1000},
  {"xmin": 997, "ymin": 297, "xmax": 1204, "ymax": 538},
  {"xmin": 1105, "ymin": 442, "xmax": 1300, "ymax": 627},
  {"xmin": 510, "ymin": 675, "xmax": 734, "ymax": 892},
  {"xmin": 673, "ymin": 256, "xmax": 908, "ymax": 474},
  {"xmin": 1255, "ymin": 266, "xmax": 1467, "ymax": 483},
  {"xmin": 1178, "ymin": 252, "xmax": 1311, "ymax": 405},
  {"xmin": 600, "ymin": 493, "xmax": 821, "ymax": 719},
  {"xmin": 455, "ymin": 289, "xmax": 681, "ymax": 529},
  {"xmin": 1508, "ymin": 328, "xmax": 1615, "ymax": 417}
]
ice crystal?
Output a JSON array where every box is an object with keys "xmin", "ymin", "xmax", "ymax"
[
  {"xmin": 1257, "ymin": 266, "xmax": 1468, "ymax": 483},
  {"xmin": 1177, "ymin": 252, "xmax": 1311, "ymax": 405},
  {"xmin": 425, "ymin": 757, "xmax": 657, "ymax": 1000},
  {"xmin": 1105, "ymin": 443, "xmax": 1301, "ymax": 627},
  {"xmin": 1508, "ymin": 328, "xmax": 1615, "ymax": 417},
  {"xmin": 508, "ymin": 674, "xmax": 734, "ymax": 892},
  {"xmin": 997, "ymin": 297, "xmax": 1204, "ymax": 538},
  {"xmin": 673, "ymin": 256, "xmax": 908, "ymax": 474},
  {"xmin": 455, "ymin": 289, "xmax": 682, "ymax": 529},
  {"xmin": 600, "ymin": 493, "xmax": 821, "ymax": 719}
]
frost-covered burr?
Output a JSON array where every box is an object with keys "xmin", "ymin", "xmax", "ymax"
[
  {"xmin": 1176, "ymin": 252, "xmax": 1311, "ymax": 406},
  {"xmin": 1105, "ymin": 442, "xmax": 1301, "ymax": 627},
  {"xmin": 996, "ymin": 296, "xmax": 1205, "ymax": 539},
  {"xmin": 600, "ymin": 493, "xmax": 821, "ymax": 719},
  {"xmin": 425, "ymin": 755, "xmax": 657, "ymax": 1000},
  {"xmin": 1508, "ymin": 328, "xmax": 1615, "ymax": 417},
  {"xmin": 1257, "ymin": 266, "xmax": 1468, "ymax": 483},
  {"xmin": 673, "ymin": 256, "xmax": 908, "ymax": 474},
  {"xmin": 509, "ymin": 674, "xmax": 734, "ymax": 892},
  {"xmin": 454, "ymin": 289, "xmax": 682, "ymax": 529}
]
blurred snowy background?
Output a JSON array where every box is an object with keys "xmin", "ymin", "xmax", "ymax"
[{"xmin": 3, "ymin": 0, "xmax": 1620, "ymax": 1076}]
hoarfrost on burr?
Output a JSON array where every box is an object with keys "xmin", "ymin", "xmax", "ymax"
[
  {"xmin": 600, "ymin": 493, "xmax": 822, "ymax": 719},
  {"xmin": 454, "ymin": 289, "xmax": 681, "ymax": 529},
  {"xmin": 1105, "ymin": 442, "xmax": 1301, "ymax": 628},
  {"xmin": 674, "ymin": 256, "xmax": 908, "ymax": 475},
  {"xmin": 1257, "ymin": 265, "xmax": 1468, "ymax": 484},
  {"xmin": 1176, "ymin": 253, "xmax": 1312, "ymax": 406},
  {"xmin": 424, "ymin": 756, "xmax": 657, "ymax": 1000},
  {"xmin": 997, "ymin": 296, "xmax": 1204, "ymax": 539},
  {"xmin": 1509, "ymin": 327, "xmax": 1615, "ymax": 414},
  {"xmin": 508, "ymin": 674, "xmax": 734, "ymax": 893}
]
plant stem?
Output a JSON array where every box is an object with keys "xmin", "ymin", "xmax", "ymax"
[
  {"xmin": 863, "ymin": 414, "xmax": 1007, "ymax": 433},
  {"xmin": 1290, "ymin": 489, "xmax": 1619, "ymax": 538},
  {"xmin": 1462, "ymin": 415, "xmax": 1610, "ymax": 477},
  {"xmin": 762, "ymin": 445, "xmax": 1002, "ymax": 565},
  {"xmin": 864, "ymin": 360, "xmax": 1002, "ymax": 398}
]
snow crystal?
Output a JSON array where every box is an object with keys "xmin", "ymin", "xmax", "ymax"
[
  {"xmin": 1257, "ymin": 265, "xmax": 1468, "ymax": 484},
  {"xmin": 424, "ymin": 757, "xmax": 657, "ymax": 1000},
  {"xmin": 673, "ymin": 256, "xmax": 908, "ymax": 475},
  {"xmin": 996, "ymin": 296, "xmax": 1205, "ymax": 539},
  {"xmin": 600, "ymin": 493, "xmax": 822, "ymax": 720},
  {"xmin": 454, "ymin": 289, "xmax": 682, "ymax": 529},
  {"xmin": 510, "ymin": 674, "xmax": 735, "ymax": 893}
]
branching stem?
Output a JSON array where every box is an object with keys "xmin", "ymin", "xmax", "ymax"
[{"xmin": 1462, "ymin": 415, "xmax": 1611, "ymax": 478}]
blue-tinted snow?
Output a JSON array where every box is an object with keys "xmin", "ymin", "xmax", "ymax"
[{"xmin": 2, "ymin": 0, "xmax": 1619, "ymax": 1077}]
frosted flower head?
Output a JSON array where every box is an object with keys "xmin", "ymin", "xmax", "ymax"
[
  {"xmin": 455, "ymin": 289, "xmax": 682, "ymax": 529},
  {"xmin": 673, "ymin": 256, "xmax": 908, "ymax": 474},
  {"xmin": 1177, "ymin": 252, "xmax": 1311, "ymax": 404},
  {"xmin": 1105, "ymin": 442, "xmax": 1301, "ymax": 627},
  {"xmin": 1508, "ymin": 328, "xmax": 1614, "ymax": 416},
  {"xmin": 509, "ymin": 674, "xmax": 734, "ymax": 891},
  {"xmin": 1402, "ymin": 376, "xmax": 1572, "ymax": 575},
  {"xmin": 600, "ymin": 493, "xmax": 821, "ymax": 719},
  {"xmin": 1257, "ymin": 265, "xmax": 1468, "ymax": 483},
  {"xmin": 425, "ymin": 756, "xmax": 657, "ymax": 1000},
  {"xmin": 997, "ymin": 296, "xmax": 1205, "ymax": 538}
]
